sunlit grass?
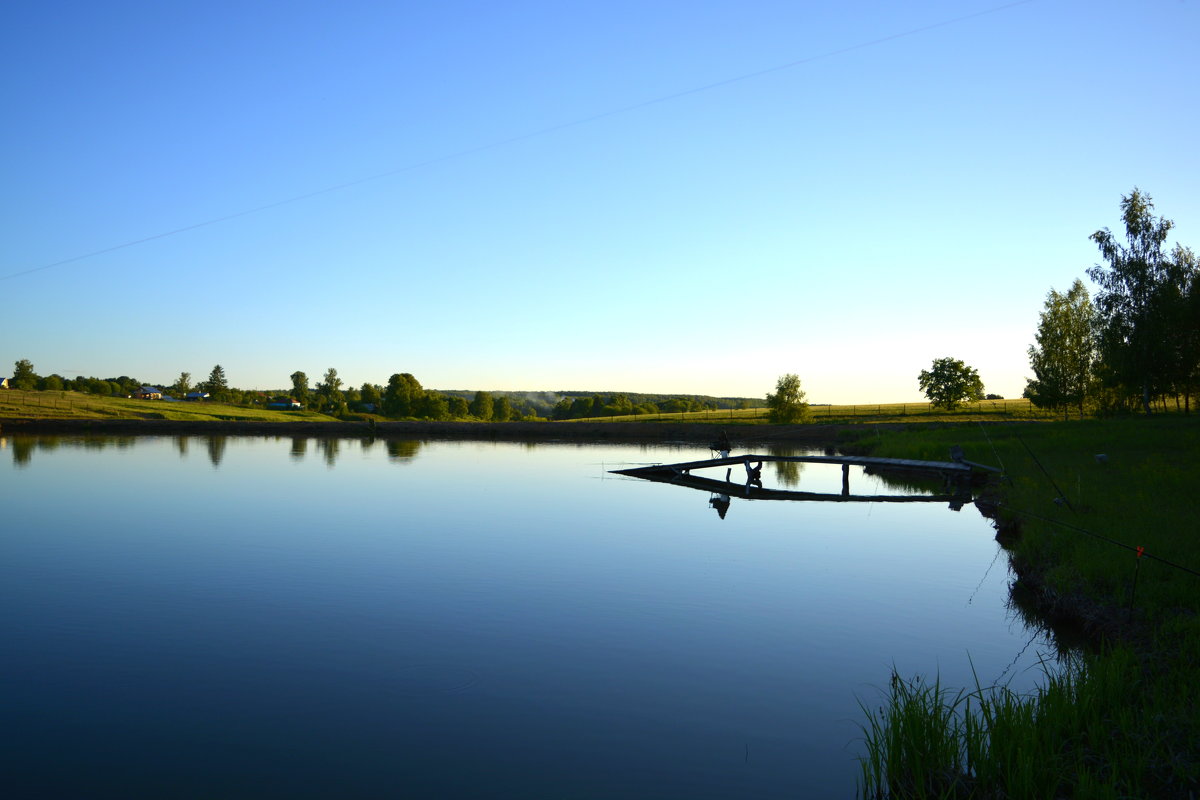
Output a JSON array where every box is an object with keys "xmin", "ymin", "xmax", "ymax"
[
  {"xmin": 569, "ymin": 399, "xmax": 1059, "ymax": 424},
  {"xmin": 0, "ymin": 389, "xmax": 337, "ymax": 422}
]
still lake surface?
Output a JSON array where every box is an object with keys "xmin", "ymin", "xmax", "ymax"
[{"xmin": 1, "ymin": 435, "xmax": 1054, "ymax": 798}]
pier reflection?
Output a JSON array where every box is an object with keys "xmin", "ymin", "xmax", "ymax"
[{"xmin": 614, "ymin": 451, "xmax": 976, "ymax": 518}]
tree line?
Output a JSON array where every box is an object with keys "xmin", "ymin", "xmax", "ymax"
[
  {"xmin": 765, "ymin": 189, "xmax": 1194, "ymax": 421},
  {"xmin": 1026, "ymin": 188, "xmax": 1197, "ymax": 417},
  {"xmin": 21, "ymin": 190, "xmax": 1179, "ymax": 424},
  {"xmin": 4, "ymin": 359, "xmax": 759, "ymax": 422}
]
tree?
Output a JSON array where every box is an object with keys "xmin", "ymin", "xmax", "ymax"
[
  {"xmin": 290, "ymin": 371, "xmax": 310, "ymax": 405},
  {"xmin": 383, "ymin": 373, "xmax": 424, "ymax": 417},
  {"xmin": 360, "ymin": 382, "xmax": 382, "ymax": 409},
  {"xmin": 173, "ymin": 372, "xmax": 192, "ymax": 396},
  {"xmin": 766, "ymin": 374, "xmax": 811, "ymax": 423},
  {"xmin": 1160, "ymin": 244, "xmax": 1200, "ymax": 411},
  {"xmin": 470, "ymin": 390, "xmax": 494, "ymax": 421},
  {"xmin": 417, "ymin": 392, "xmax": 450, "ymax": 420},
  {"xmin": 1180, "ymin": 247, "xmax": 1200, "ymax": 411},
  {"xmin": 448, "ymin": 396, "xmax": 470, "ymax": 418},
  {"xmin": 204, "ymin": 365, "xmax": 229, "ymax": 398},
  {"xmin": 492, "ymin": 395, "xmax": 513, "ymax": 422},
  {"xmin": 316, "ymin": 367, "xmax": 344, "ymax": 412},
  {"xmin": 12, "ymin": 359, "xmax": 38, "ymax": 390},
  {"xmin": 1026, "ymin": 279, "xmax": 1096, "ymax": 419},
  {"xmin": 919, "ymin": 357, "xmax": 984, "ymax": 410},
  {"xmin": 570, "ymin": 397, "xmax": 594, "ymax": 418},
  {"xmin": 1087, "ymin": 188, "xmax": 1175, "ymax": 414}
]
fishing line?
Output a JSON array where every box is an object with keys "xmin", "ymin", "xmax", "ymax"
[
  {"xmin": 998, "ymin": 504, "xmax": 1200, "ymax": 580},
  {"xmin": 967, "ymin": 546, "xmax": 1006, "ymax": 606},
  {"xmin": 1015, "ymin": 433, "xmax": 1073, "ymax": 511},
  {"xmin": 993, "ymin": 622, "xmax": 1050, "ymax": 684},
  {"xmin": 3, "ymin": 0, "xmax": 1041, "ymax": 282},
  {"xmin": 976, "ymin": 420, "xmax": 1006, "ymax": 475}
]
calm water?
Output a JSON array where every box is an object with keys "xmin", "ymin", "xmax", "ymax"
[{"xmin": 1, "ymin": 436, "xmax": 1053, "ymax": 798}]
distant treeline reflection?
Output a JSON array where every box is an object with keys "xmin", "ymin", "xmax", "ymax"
[{"xmin": 4, "ymin": 435, "xmax": 424, "ymax": 468}]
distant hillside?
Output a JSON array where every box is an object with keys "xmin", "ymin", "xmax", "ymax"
[{"xmin": 437, "ymin": 389, "xmax": 763, "ymax": 418}]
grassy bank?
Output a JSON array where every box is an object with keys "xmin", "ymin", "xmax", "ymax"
[
  {"xmin": 855, "ymin": 418, "xmax": 1200, "ymax": 798},
  {"xmin": 0, "ymin": 389, "xmax": 339, "ymax": 422}
]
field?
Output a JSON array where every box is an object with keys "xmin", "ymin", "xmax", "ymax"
[
  {"xmin": 574, "ymin": 398, "xmax": 1059, "ymax": 424},
  {"xmin": 0, "ymin": 389, "xmax": 338, "ymax": 423},
  {"xmin": 2, "ymin": 390, "xmax": 1065, "ymax": 426}
]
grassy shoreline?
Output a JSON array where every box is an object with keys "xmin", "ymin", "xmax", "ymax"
[{"xmin": 854, "ymin": 418, "xmax": 1200, "ymax": 799}]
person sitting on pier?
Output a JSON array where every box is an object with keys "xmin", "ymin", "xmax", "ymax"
[{"xmin": 710, "ymin": 430, "xmax": 732, "ymax": 459}]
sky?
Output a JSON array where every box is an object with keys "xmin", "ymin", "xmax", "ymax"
[{"xmin": 3, "ymin": 0, "xmax": 1198, "ymax": 403}]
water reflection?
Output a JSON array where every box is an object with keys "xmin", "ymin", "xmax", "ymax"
[
  {"xmin": 205, "ymin": 436, "xmax": 227, "ymax": 467},
  {"xmin": 617, "ymin": 450, "xmax": 976, "ymax": 518},
  {"xmin": 5, "ymin": 434, "xmax": 433, "ymax": 470},
  {"xmin": 12, "ymin": 436, "xmax": 34, "ymax": 466},
  {"xmin": 386, "ymin": 439, "xmax": 421, "ymax": 461},
  {"xmin": 769, "ymin": 445, "xmax": 806, "ymax": 487},
  {"xmin": 317, "ymin": 437, "xmax": 339, "ymax": 467},
  {"xmin": 2, "ymin": 435, "xmax": 1056, "ymax": 799}
]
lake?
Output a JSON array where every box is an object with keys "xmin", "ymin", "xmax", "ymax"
[{"xmin": 1, "ymin": 435, "xmax": 1054, "ymax": 798}]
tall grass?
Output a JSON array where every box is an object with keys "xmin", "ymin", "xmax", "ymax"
[{"xmin": 858, "ymin": 649, "xmax": 1169, "ymax": 799}]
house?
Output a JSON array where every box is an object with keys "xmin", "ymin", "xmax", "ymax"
[
  {"xmin": 133, "ymin": 386, "xmax": 163, "ymax": 400},
  {"xmin": 266, "ymin": 397, "xmax": 302, "ymax": 410},
  {"xmin": 184, "ymin": 392, "xmax": 210, "ymax": 401},
  {"xmin": 0, "ymin": 378, "xmax": 9, "ymax": 389}
]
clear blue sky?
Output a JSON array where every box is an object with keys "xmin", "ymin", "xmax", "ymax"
[{"xmin": 3, "ymin": 0, "xmax": 1197, "ymax": 403}]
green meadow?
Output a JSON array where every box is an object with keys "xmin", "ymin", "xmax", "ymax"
[
  {"xmin": 0, "ymin": 389, "xmax": 339, "ymax": 423},
  {"xmin": 574, "ymin": 398, "xmax": 1057, "ymax": 425}
]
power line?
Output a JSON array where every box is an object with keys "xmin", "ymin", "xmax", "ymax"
[{"xmin": 2, "ymin": 0, "xmax": 1040, "ymax": 282}]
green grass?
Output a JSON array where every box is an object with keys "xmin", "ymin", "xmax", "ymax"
[
  {"xmin": 571, "ymin": 398, "xmax": 1057, "ymax": 425},
  {"xmin": 856, "ymin": 417, "xmax": 1200, "ymax": 798},
  {"xmin": 0, "ymin": 389, "xmax": 339, "ymax": 422}
]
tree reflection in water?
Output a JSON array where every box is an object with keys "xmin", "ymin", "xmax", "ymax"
[
  {"xmin": 386, "ymin": 439, "xmax": 421, "ymax": 461},
  {"xmin": 206, "ymin": 436, "xmax": 227, "ymax": 468}
]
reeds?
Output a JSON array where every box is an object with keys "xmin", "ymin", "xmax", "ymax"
[{"xmin": 857, "ymin": 650, "xmax": 1162, "ymax": 799}]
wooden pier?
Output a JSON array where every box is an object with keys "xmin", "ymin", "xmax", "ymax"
[
  {"xmin": 611, "ymin": 451, "xmax": 990, "ymax": 506},
  {"xmin": 612, "ymin": 453, "xmax": 975, "ymax": 477}
]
